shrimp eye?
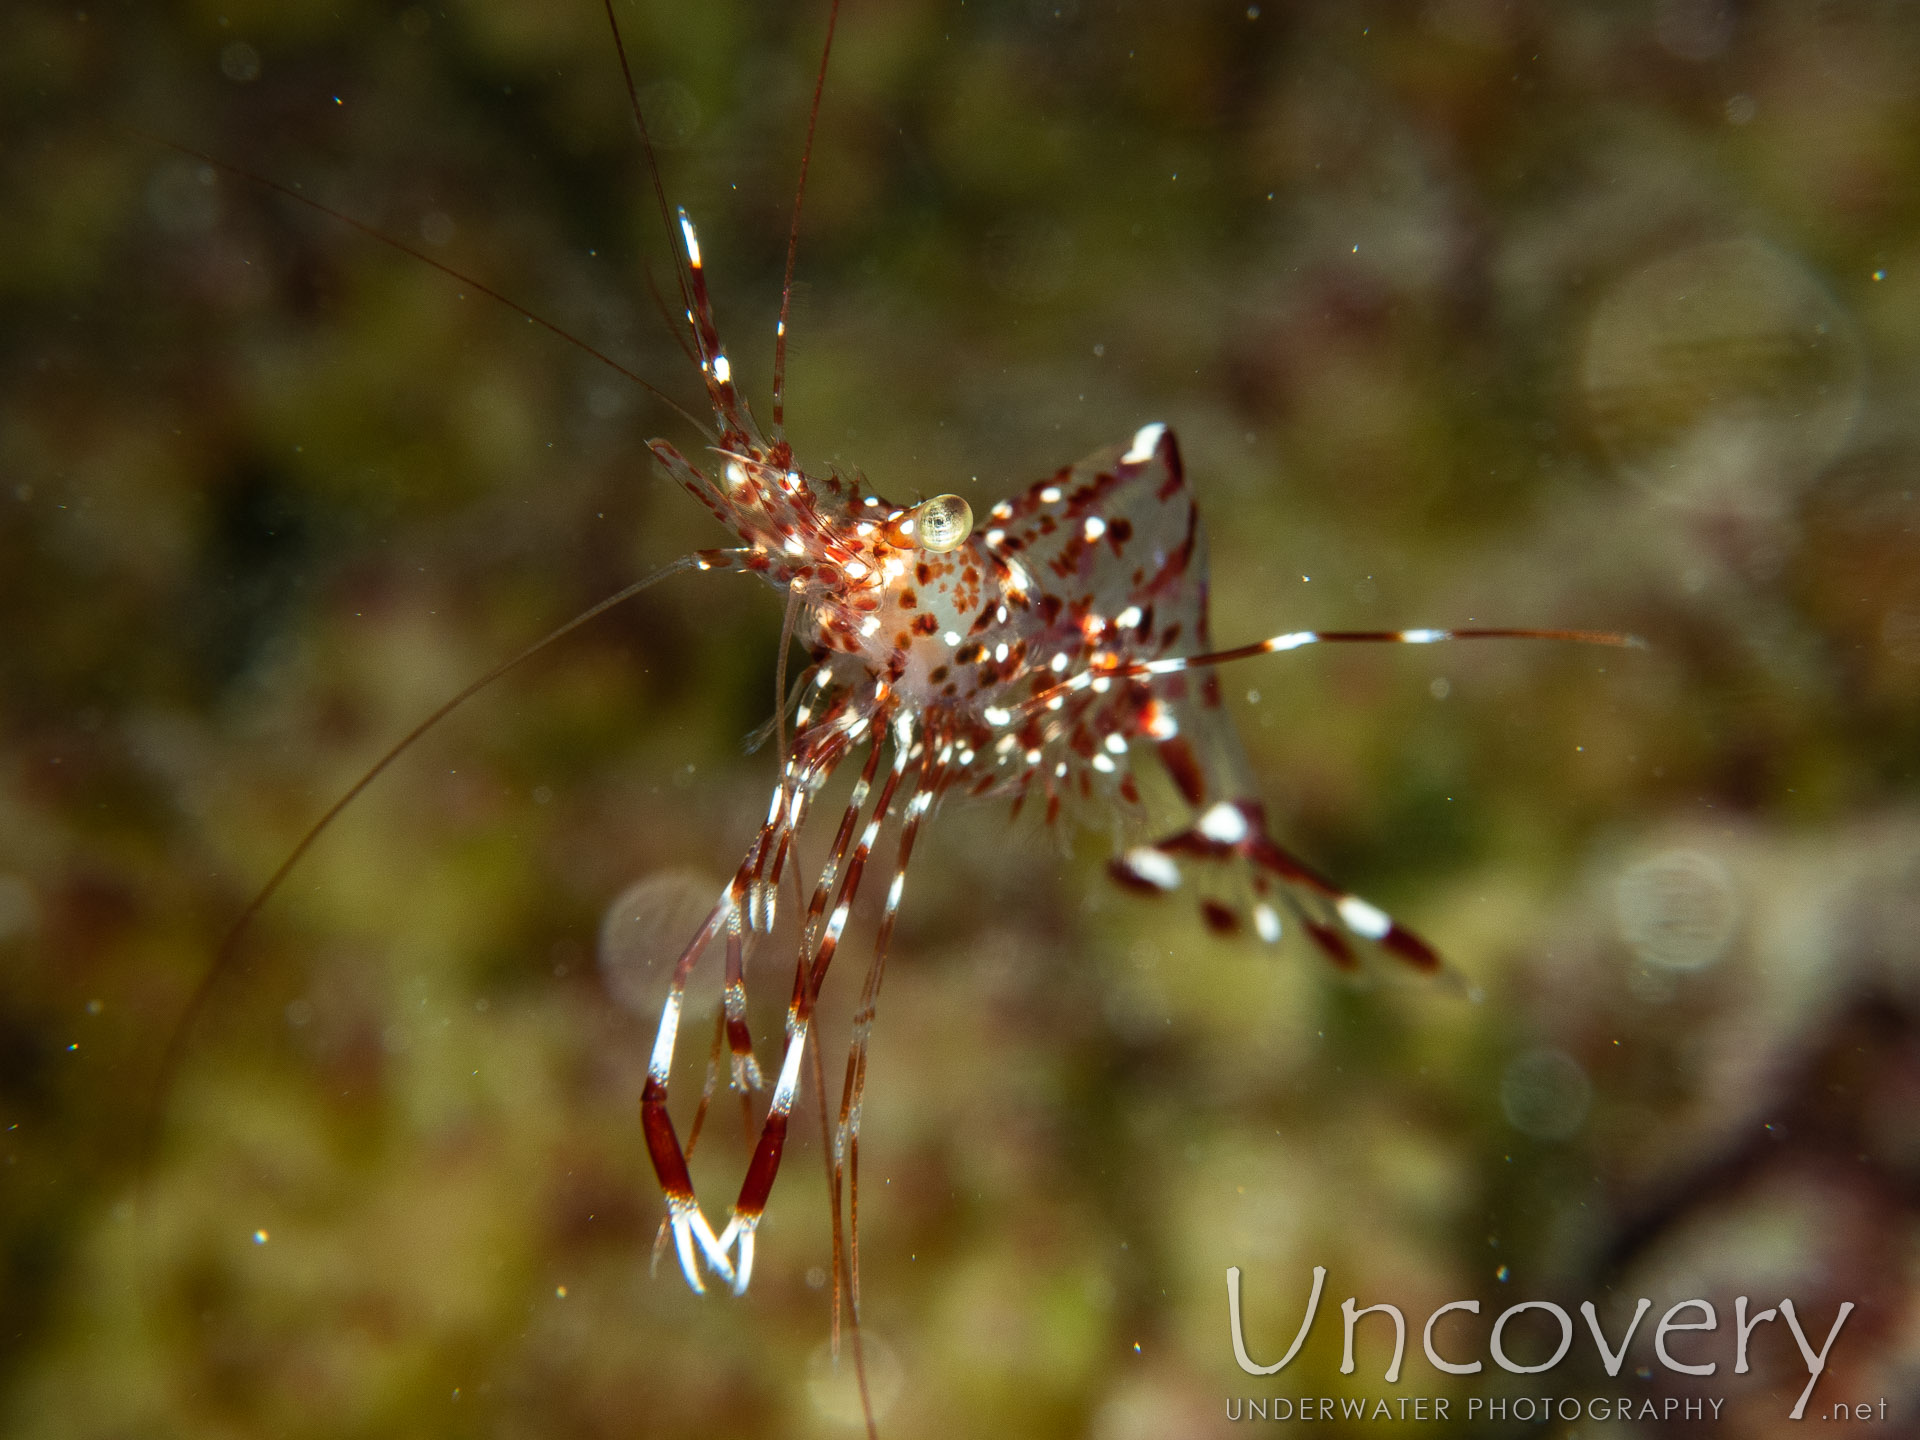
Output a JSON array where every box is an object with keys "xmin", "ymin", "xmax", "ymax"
[{"xmin": 913, "ymin": 494, "xmax": 973, "ymax": 553}]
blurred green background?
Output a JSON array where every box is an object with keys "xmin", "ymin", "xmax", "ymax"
[{"xmin": 5, "ymin": 1, "xmax": 1920, "ymax": 1435}]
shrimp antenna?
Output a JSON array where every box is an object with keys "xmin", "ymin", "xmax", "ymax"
[
  {"xmin": 772, "ymin": 0, "xmax": 844, "ymax": 437},
  {"xmin": 1153, "ymin": 625, "xmax": 1646, "ymax": 673},
  {"xmin": 140, "ymin": 555, "xmax": 702, "ymax": 1189},
  {"xmin": 133, "ymin": 136, "xmax": 711, "ymax": 441},
  {"xmin": 601, "ymin": 0, "xmax": 696, "ymax": 342}
]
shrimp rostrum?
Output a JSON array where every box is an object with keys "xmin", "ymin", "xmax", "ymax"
[{"xmin": 637, "ymin": 203, "xmax": 1638, "ymax": 1298}]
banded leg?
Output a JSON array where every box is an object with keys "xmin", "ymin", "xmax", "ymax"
[
  {"xmin": 1110, "ymin": 796, "xmax": 1441, "ymax": 973},
  {"xmin": 1075, "ymin": 625, "xmax": 1639, "ymax": 969},
  {"xmin": 1015, "ymin": 624, "xmax": 1643, "ymax": 725},
  {"xmin": 639, "ymin": 726, "xmax": 859, "ymax": 1292},
  {"xmin": 720, "ymin": 682, "xmax": 865, "ymax": 1104},
  {"xmin": 640, "ymin": 893, "xmax": 742, "ymax": 1291},
  {"xmin": 714, "ymin": 715, "xmax": 918, "ymax": 1294},
  {"xmin": 722, "ymin": 907, "xmax": 762, "ymax": 1096},
  {"xmin": 674, "ymin": 210, "xmax": 761, "ymax": 453},
  {"xmin": 649, "ymin": 1005, "xmax": 731, "ymax": 1278}
]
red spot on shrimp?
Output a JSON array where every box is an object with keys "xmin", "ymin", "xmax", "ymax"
[
  {"xmin": 1381, "ymin": 924, "xmax": 1442, "ymax": 973},
  {"xmin": 1157, "ymin": 736, "xmax": 1205, "ymax": 806},
  {"xmin": 1305, "ymin": 920, "xmax": 1359, "ymax": 969},
  {"xmin": 1201, "ymin": 900, "xmax": 1239, "ymax": 935}
]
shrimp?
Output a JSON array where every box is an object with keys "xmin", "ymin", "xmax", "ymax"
[
  {"xmin": 146, "ymin": 3, "xmax": 1638, "ymax": 1435},
  {"xmin": 613, "ymin": 13, "xmax": 1639, "ymax": 1321},
  {"xmin": 641, "ymin": 234, "xmax": 1637, "ymax": 1292}
]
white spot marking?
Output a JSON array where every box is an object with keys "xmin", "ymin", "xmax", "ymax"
[
  {"xmin": 983, "ymin": 706, "xmax": 1012, "ymax": 726},
  {"xmin": 943, "ymin": 630, "xmax": 962, "ymax": 647},
  {"xmin": 679, "ymin": 214, "xmax": 702, "ymax": 267},
  {"xmin": 712, "ymin": 353, "xmax": 731, "ymax": 385},
  {"xmin": 1198, "ymin": 802, "xmax": 1249, "ymax": 845},
  {"xmin": 1253, "ymin": 903, "xmax": 1282, "ymax": 943},
  {"xmin": 649, "ymin": 991, "xmax": 683, "ymax": 1082},
  {"xmin": 1338, "ymin": 895, "xmax": 1394, "ymax": 940},
  {"xmin": 1116, "ymin": 605, "xmax": 1143, "ymax": 629},
  {"xmin": 1402, "ymin": 628, "xmax": 1446, "ymax": 644},
  {"xmin": 1039, "ymin": 485, "xmax": 1062, "ymax": 504},
  {"xmin": 1123, "ymin": 422, "xmax": 1166, "ymax": 464},
  {"xmin": 1123, "ymin": 847, "xmax": 1181, "ymax": 890},
  {"xmin": 1091, "ymin": 753, "xmax": 1116, "ymax": 774},
  {"xmin": 770, "ymin": 1032, "xmax": 809, "ymax": 1113},
  {"xmin": 1104, "ymin": 733, "xmax": 1128, "ymax": 756},
  {"xmin": 1083, "ymin": 516, "xmax": 1107, "ymax": 542},
  {"xmin": 729, "ymin": 1221, "xmax": 758, "ymax": 1295},
  {"xmin": 826, "ymin": 900, "xmax": 854, "ymax": 947}
]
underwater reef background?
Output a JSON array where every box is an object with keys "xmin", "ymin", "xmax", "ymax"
[{"xmin": 5, "ymin": 1, "xmax": 1920, "ymax": 1434}]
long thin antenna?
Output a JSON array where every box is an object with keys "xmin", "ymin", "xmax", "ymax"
[
  {"xmin": 1164, "ymin": 626, "xmax": 1647, "ymax": 672},
  {"xmin": 601, "ymin": 0, "xmax": 696, "ymax": 339},
  {"xmin": 136, "ymin": 136, "xmax": 710, "ymax": 440},
  {"xmin": 140, "ymin": 554, "xmax": 703, "ymax": 1185},
  {"xmin": 772, "ymin": 0, "xmax": 845, "ymax": 437}
]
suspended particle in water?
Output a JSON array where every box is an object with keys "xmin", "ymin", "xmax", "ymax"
[
  {"xmin": 1616, "ymin": 848, "xmax": 1739, "ymax": 972},
  {"xmin": 597, "ymin": 868, "xmax": 726, "ymax": 1017},
  {"xmin": 1499, "ymin": 1048, "xmax": 1594, "ymax": 1141}
]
